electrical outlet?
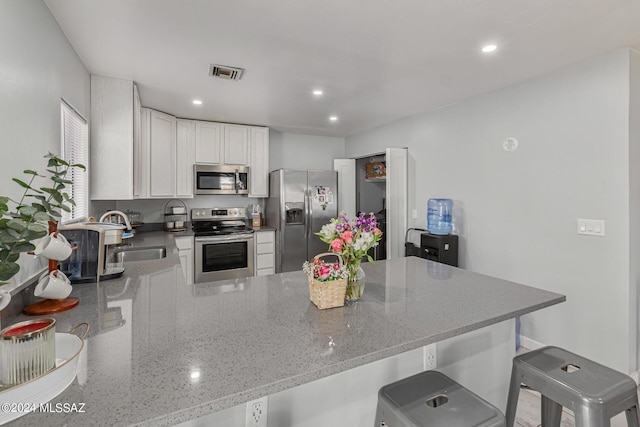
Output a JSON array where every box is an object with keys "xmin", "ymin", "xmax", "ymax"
[
  {"xmin": 245, "ymin": 396, "xmax": 268, "ymax": 427},
  {"xmin": 423, "ymin": 344, "xmax": 437, "ymax": 370}
]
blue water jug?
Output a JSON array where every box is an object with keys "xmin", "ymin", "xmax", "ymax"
[{"xmin": 427, "ymin": 198, "xmax": 452, "ymax": 235}]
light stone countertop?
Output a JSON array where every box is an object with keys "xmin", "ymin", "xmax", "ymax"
[{"xmin": 7, "ymin": 231, "xmax": 565, "ymax": 426}]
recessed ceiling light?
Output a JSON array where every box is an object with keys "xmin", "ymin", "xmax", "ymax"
[
  {"xmin": 329, "ymin": 115, "xmax": 338, "ymax": 122},
  {"xmin": 193, "ymin": 99, "xmax": 203, "ymax": 105},
  {"xmin": 313, "ymin": 89, "xmax": 323, "ymax": 96},
  {"xmin": 481, "ymin": 44, "xmax": 497, "ymax": 53}
]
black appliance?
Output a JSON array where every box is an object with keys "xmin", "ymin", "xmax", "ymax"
[
  {"xmin": 419, "ymin": 233, "xmax": 459, "ymax": 267},
  {"xmin": 192, "ymin": 208, "xmax": 255, "ymax": 283},
  {"xmin": 194, "ymin": 165, "xmax": 249, "ymax": 195}
]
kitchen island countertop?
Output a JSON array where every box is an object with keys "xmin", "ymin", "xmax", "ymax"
[{"xmin": 8, "ymin": 231, "xmax": 565, "ymax": 426}]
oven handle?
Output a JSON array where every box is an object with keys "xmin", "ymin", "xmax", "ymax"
[{"xmin": 195, "ymin": 235, "xmax": 254, "ymax": 243}]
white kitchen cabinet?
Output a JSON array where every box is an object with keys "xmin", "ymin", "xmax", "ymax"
[
  {"xmin": 223, "ymin": 124, "xmax": 249, "ymax": 165},
  {"xmin": 176, "ymin": 120, "xmax": 195, "ymax": 198},
  {"xmin": 175, "ymin": 236, "xmax": 194, "ymax": 284},
  {"xmin": 254, "ymin": 230, "xmax": 275, "ymax": 276},
  {"xmin": 149, "ymin": 110, "xmax": 177, "ymax": 198},
  {"xmin": 90, "ymin": 75, "xmax": 137, "ymax": 200},
  {"xmin": 248, "ymin": 126, "xmax": 270, "ymax": 198},
  {"xmin": 195, "ymin": 121, "xmax": 222, "ymax": 164}
]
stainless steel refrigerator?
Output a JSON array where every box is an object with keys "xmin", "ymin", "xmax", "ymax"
[{"xmin": 266, "ymin": 169, "xmax": 338, "ymax": 273}]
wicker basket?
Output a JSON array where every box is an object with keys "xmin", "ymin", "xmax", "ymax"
[{"xmin": 307, "ymin": 253, "xmax": 347, "ymax": 310}]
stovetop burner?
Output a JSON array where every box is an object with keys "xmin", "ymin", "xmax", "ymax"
[
  {"xmin": 191, "ymin": 207, "xmax": 254, "ymax": 237},
  {"xmin": 192, "ymin": 223, "xmax": 253, "ymax": 237}
]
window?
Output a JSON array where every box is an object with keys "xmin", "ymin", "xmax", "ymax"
[{"xmin": 60, "ymin": 100, "xmax": 89, "ymax": 223}]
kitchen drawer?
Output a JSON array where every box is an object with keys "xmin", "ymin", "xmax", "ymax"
[
  {"xmin": 255, "ymin": 231, "xmax": 274, "ymax": 244},
  {"xmin": 256, "ymin": 253, "xmax": 274, "ymax": 269},
  {"xmin": 256, "ymin": 268, "xmax": 275, "ymax": 276},
  {"xmin": 256, "ymin": 242, "xmax": 274, "ymax": 255}
]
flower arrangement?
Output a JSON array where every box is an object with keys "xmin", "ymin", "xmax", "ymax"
[
  {"xmin": 314, "ymin": 212, "xmax": 383, "ymax": 301},
  {"xmin": 302, "ymin": 257, "xmax": 348, "ymax": 282}
]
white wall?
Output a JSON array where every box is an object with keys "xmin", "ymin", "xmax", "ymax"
[
  {"xmin": 0, "ymin": 0, "xmax": 90, "ymax": 290},
  {"xmin": 269, "ymin": 130, "xmax": 345, "ymax": 171},
  {"xmin": 630, "ymin": 48, "xmax": 640, "ymax": 372},
  {"xmin": 346, "ymin": 49, "xmax": 635, "ymax": 373}
]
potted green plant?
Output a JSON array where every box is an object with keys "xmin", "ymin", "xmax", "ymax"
[{"xmin": 0, "ymin": 153, "xmax": 85, "ymax": 284}]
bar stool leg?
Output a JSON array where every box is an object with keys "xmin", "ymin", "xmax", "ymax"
[
  {"xmin": 505, "ymin": 364, "xmax": 523, "ymax": 427},
  {"xmin": 626, "ymin": 404, "xmax": 640, "ymax": 427},
  {"xmin": 540, "ymin": 396, "xmax": 562, "ymax": 427},
  {"xmin": 573, "ymin": 407, "xmax": 610, "ymax": 427}
]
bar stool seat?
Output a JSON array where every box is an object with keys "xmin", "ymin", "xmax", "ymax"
[
  {"xmin": 505, "ymin": 346, "xmax": 640, "ymax": 427},
  {"xmin": 374, "ymin": 370, "xmax": 506, "ymax": 427}
]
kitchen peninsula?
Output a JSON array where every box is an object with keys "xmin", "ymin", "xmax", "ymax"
[{"xmin": 8, "ymin": 232, "xmax": 564, "ymax": 427}]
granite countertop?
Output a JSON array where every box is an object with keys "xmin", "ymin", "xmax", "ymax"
[{"xmin": 8, "ymin": 231, "xmax": 565, "ymax": 426}]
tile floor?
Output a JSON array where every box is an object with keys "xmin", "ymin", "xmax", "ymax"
[{"xmin": 513, "ymin": 347, "xmax": 636, "ymax": 427}]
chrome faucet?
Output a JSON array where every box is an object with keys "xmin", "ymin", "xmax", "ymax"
[{"xmin": 99, "ymin": 210, "xmax": 132, "ymax": 231}]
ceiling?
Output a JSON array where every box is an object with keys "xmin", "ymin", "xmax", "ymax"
[{"xmin": 44, "ymin": 0, "xmax": 640, "ymax": 138}]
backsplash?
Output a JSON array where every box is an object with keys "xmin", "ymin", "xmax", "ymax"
[{"xmin": 114, "ymin": 196, "xmax": 266, "ymax": 223}]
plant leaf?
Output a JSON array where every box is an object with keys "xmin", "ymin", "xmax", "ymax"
[
  {"xmin": 23, "ymin": 169, "xmax": 39, "ymax": 176},
  {"xmin": 12, "ymin": 178, "xmax": 33, "ymax": 190},
  {"xmin": 52, "ymin": 177, "xmax": 73, "ymax": 185},
  {"xmin": 0, "ymin": 261, "xmax": 20, "ymax": 281},
  {"xmin": 0, "ymin": 229, "xmax": 21, "ymax": 243},
  {"xmin": 0, "ymin": 197, "xmax": 8, "ymax": 204},
  {"xmin": 0, "ymin": 203, "xmax": 8, "ymax": 213},
  {"xmin": 27, "ymin": 223, "xmax": 47, "ymax": 233},
  {"xmin": 7, "ymin": 219, "xmax": 27, "ymax": 232},
  {"xmin": 18, "ymin": 206, "xmax": 37, "ymax": 216},
  {"xmin": 33, "ymin": 212, "xmax": 49, "ymax": 222},
  {"xmin": 9, "ymin": 242, "xmax": 35, "ymax": 254},
  {"xmin": 60, "ymin": 204, "xmax": 71, "ymax": 213},
  {"xmin": 23, "ymin": 229, "xmax": 47, "ymax": 241}
]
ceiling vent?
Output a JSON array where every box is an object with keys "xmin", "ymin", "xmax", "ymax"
[{"xmin": 209, "ymin": 63, "xmax": 244, "ymax": 80}]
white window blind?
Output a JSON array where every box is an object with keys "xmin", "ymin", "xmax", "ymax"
[{"xmin": 60, "ymin": 100, "xmax": 89, "ymax": 223}]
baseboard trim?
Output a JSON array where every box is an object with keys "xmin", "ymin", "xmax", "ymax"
[{"xmin": 519, "ymin": 335, "xmax": 545, "ymax": 351}]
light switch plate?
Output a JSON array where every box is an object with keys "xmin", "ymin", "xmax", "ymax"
[{"xmin": 577, "ymin": 218, "xmax": 605, "ymax": 237}]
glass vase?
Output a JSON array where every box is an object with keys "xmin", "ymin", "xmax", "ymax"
[{"xmin": 345, "ymin": 260, "xmax": 365, "ymax": 302}]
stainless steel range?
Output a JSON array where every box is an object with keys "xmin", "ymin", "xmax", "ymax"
[{"xmin": 192, "ymin": 208, "xmax": 254, "ymax": 283}]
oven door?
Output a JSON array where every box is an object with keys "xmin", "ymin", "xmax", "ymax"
[{"xmin": 195, "ymin": 234, "xmax": 254, "ymax": 283}]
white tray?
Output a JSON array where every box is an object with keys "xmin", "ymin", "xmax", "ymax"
[{"xmin": 0, "ymin": 327, "xmax": 87, "ymax": 425}]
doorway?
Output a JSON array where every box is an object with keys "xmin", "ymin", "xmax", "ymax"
[{"xmin": 334, "ymin": 147, "xmax": 407, "ymax": 260}]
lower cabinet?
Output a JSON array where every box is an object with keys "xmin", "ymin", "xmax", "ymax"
[
  {"xmin": 254, "ymin": 230, "xmax": 275, "ymax": 276},
  {"xmin": 175, "ymin": 236, "xmax": 194, "ymax": 284}
]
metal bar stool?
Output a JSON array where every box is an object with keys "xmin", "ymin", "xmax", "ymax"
[
  {"xmin": 505, "ymin": 346, "xmax": 640, "ymax": 427},
  {"xmin": 374, "ymin": 370, "xmax": 506, "ymax": 426}
]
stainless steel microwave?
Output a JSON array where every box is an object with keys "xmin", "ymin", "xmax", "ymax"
[{"xmin": 194, "ymin": 165, "xmax": 250, "ymax": 195}]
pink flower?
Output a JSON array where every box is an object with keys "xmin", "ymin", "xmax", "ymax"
[
  {"xmin": 373, "ymin": 228, "xmax": 382, "ymax": 235},
  {"xmin": 332, "ymin": 263, "xmax": 340, "ymax": 270},
  {"xmin": 341, "ymin": 231, "xmax": 353, "ymax": 244},
  {"xmin": 318, "ymin": 265, "xmax": 331, "ymax": 280},
  {"xmin": 330, "ymin": 238, "xmax": 343, "ymax": 252}
]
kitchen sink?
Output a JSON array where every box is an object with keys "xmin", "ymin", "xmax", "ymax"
[{"xmin": 108, "ymin": 246, "xmax": 167, "ymax": 263}]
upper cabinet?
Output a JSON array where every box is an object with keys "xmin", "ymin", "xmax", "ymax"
[
  {"xmin": 90, "ymin": 75, "xmax": 137, "ymax": 200},
  {"xmin": 195, "ymin": 122, "xmax": 249, "ymax": 166},
  {"xmin": 91, "ymin": 78, "xmax": 266, "ymax": 200},
  {"xmin": 136, "ymin": 109, "xmax": 194, "ymax": 199},
  {"xmin": 248, "ymin": 127, "xmax": 269, "ymax": 198},
  {"xmin": 176, "ymin": 120, "xmax": 196, "ymax": 198},
  {"xmin": 223, "ymin": 124, "xmax": 249, "ymax": 165},
  {"xmin": 195, "ymin": 121, "xmax": 222, "ymax": 164},
  {"xmin": 148, "ymin": 110, "xmax": 177, "ymax": 198}
]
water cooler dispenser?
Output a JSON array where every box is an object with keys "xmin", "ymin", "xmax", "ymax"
[{"xmin": 419, "ymin": 233, "xmax": 458, "ymax": 267}]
